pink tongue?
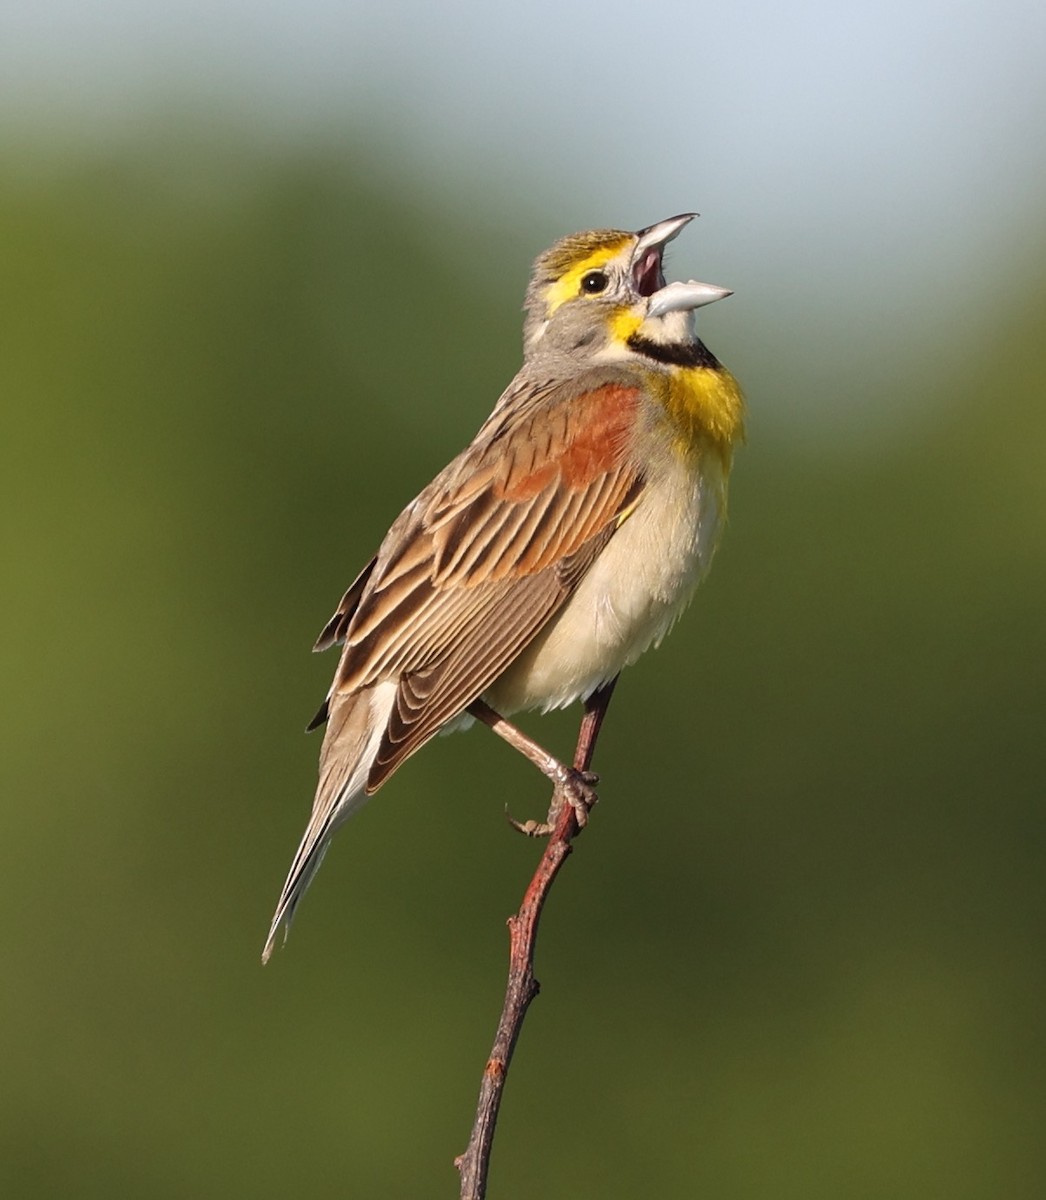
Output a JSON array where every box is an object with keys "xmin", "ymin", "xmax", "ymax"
[{"xmin": 636, "ymin": 249, "xmax": 665, "ymax": 296}]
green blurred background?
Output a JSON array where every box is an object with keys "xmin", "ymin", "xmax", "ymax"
[{"xmin": 3, "ymin": 2, "xmax": 1046, "ymax": 1196}]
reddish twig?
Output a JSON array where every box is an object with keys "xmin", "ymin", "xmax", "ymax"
[{"xmin": 455, "ymin": 679, "xmax": 617, "ymax": 1200}]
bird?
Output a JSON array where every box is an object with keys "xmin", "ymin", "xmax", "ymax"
[{"xmin": 263, "ymin": 213, "xmax": 744, "ymax": 962}]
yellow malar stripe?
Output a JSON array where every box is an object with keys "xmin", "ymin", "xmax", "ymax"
[{"xmin": 609, "ymin": 308, "xmax": 644, "ymax": 344}]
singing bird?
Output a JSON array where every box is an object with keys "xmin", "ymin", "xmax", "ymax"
[{"xmin": 263, "ymin": 214, "xmax": 744, "ymax": 961}]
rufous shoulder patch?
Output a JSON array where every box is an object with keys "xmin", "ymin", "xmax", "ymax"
[{"xmin": 498, "ymin": 384, "xmax": 640, "ymax": 501}]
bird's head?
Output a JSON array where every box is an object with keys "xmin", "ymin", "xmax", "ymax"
[{"xmin": 523, "ymin": 214, "xmax": 732, "ymax": 362}]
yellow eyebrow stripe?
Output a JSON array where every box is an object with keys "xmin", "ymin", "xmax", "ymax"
[{"xmin": 544, "ymin": 240, "xmax": 631, "ymax": 314}]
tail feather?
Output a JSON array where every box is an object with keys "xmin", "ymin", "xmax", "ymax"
[{"xmin": 262, "ymin": 681, "xmax": 397, "ymax": 962}]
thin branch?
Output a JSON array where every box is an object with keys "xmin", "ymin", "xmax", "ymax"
[{"xmin": 455, "ymin": 678, "xmax": 617, "ymax": 1199}]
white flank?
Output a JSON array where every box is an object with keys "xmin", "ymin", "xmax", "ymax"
[{"xmin": 486, "ymin": 451, "xmax": 726, "ymax": 715}]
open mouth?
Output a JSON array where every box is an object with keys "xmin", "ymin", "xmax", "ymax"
[
  {"xmin": 628, "ymin": 215, "xmax": 731, "ymax": 318},
  {"xmin": 632, "ymin": 247, "xmax": 666, "ymax": 297}
]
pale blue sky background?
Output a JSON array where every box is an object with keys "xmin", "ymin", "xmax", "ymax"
[{"xmin": 4, "ymin": 0, "xmax": 1045, "ymax": 447}]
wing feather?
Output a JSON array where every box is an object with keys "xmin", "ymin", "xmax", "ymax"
[
  {"xmin": 319, "ymin": 375, "xmax": 647, "ymax": 788},
  {"xmin": 312, "ymin": 556, "xmax": 378, "ymax": 653}
]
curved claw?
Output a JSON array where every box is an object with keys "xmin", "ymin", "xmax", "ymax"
[{"xmin": 505, "ymin": 807, "xmax": 555, "ymax": 838}]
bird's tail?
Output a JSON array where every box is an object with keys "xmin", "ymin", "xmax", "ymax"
[{"xmin": 262, "ymin": 681, "xmax": 397, "ymax": 962}]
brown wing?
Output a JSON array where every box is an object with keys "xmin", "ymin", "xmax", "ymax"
[
  {"xmin": 313, "ymin": 555, "xmax": 378, "ymax": 654},
  {"xmin": 323, "ymin": 375, "xmax": 647, "ymax": 791},
  {"xmin": 305, "ymin": 556, "xmax": 379, "ymax": 731}
]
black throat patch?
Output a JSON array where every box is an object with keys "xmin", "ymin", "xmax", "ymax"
[{"xmin": 627, "ymin": 335, "xmax": 721, "ymax": 369}]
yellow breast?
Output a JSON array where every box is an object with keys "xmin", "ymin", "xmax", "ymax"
[
  {"xmin": 605, "ymin": 308, "xmax": 746, "ymax": 460},
  {"xmin": 659, "ymin": 365, "xmax": 746, "ymax": 463}
]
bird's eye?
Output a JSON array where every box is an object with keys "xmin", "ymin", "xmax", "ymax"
[{"xmin": 580, "ymin": 270, "xmax": 608, "ymax": 295}]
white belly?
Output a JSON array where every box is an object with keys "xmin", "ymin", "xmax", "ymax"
[{"xmin": 485, "ymin": 451, "xmax": 726, "ymax": 714}]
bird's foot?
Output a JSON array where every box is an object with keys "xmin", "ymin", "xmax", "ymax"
[{"xmin": 506, "ymin": 768, "xmax": 599, "ymax": 837}]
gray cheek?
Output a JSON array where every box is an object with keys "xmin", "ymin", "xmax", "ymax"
[{"xmin": 572, "ymin": 327, "xmax": 599, "ymax": 349}]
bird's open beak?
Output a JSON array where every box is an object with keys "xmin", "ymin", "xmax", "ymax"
[{"xmin": 631, "ymin": 213, "xmax": 733, "ymax": 315}]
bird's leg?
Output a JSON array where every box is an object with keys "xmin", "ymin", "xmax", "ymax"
[
  {"xmin": 468, "ymin": 676, "xmax": 618, "ymax": 837},
  {"xmin": 468, "ymin": 699, "xmax": 597, "ymax": 834},
  {"xmin": 572, "ymin": 675, "xmax": 618, "ymax": 774}
]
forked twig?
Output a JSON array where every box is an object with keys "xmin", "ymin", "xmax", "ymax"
[{"xmin": 455, "ymin": 678, "xmax": 617, "ymax": 1199}]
